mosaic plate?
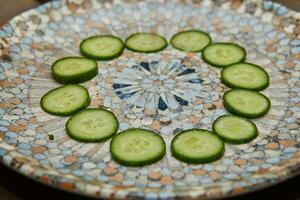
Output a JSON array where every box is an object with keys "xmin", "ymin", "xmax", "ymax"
[{"xmin": 0, "ymin": 0, "xmax": 300, "ymax": 199}]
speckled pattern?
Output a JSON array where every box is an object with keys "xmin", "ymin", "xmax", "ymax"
[{"xmin": 0, "ymin": 0, "xmax": 299, "ymax": 199}]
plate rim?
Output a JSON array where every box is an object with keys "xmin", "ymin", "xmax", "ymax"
[{"xmin": 0, "ymin": 0, "xmax": 300, "ymax": 199}]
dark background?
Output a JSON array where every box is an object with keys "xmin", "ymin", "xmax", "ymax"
[{"xmin": 0, "ymin": 0, "xmax": 300, "ymax": 199}]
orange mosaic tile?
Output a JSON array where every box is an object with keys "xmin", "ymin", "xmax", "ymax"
[
  {"xmin": 266, "ymin": 142, "xmax": 279, "ymax": 149},
  {"xmin": 110, "ymin": 173, "xmax": 124, "ymax": 182},
  {"xmin": 64, "ymin": 155, "xmax": 77, "ymax": 163},
  {"xmin": 148, "ymin": 172, "xmax": 161, "ymax": 180},
  {"xmin": 234, "ymin": 159, "xmax": 247, "ymax": 166},
  {"xmin": 279, "ymin": 140, "xmax": 297, "ymax": 147},
  {"xmin": 160, "ymin": 176, "xmax": 174, "ymax": 185},
  {"xmin": 103, "ymin": 166, "xmax": 118, "ymax": 176},
  {"xmin": 8, "ymin": 125, "xmax": 26, "ymax": 132},
  {"xmin": 31, "ymin": 146, "xmax": 47, "ymax": 154},
  {"xmin": 193, "ymin": 169, "xmax": 207, "ymax": 176}
]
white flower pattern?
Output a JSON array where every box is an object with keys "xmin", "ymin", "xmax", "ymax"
[{"xmin": 112, "ymin": 57, "xmax": 204, "ymax": 113}]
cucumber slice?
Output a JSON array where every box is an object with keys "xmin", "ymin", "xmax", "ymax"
[
  {"xmin": 40, "ymin": 84, "xmax": 90, "ymax": 116},
  {"xmin": 110, "ymin": 128, "xmax": 166, "ymax": 166},
  {"xmin": 170, "ymin": 30, "xmax": 211, "ymax": 52},
  {"xmin": 221, "ymin": 63, "xmax": 269, "ymax": 91},
  {"xmin": 125, "ymin": 33, "xmax": 168, "ymax": 53},
  {"xmin": 66, "ymin": 109, "xmax": 119, "ymax": 142},
  {"xmin": 80, "ymin": 35, "xmax": 124, "ymax": 60},
  {"xmin": 202, "ymin": 43, "xmax": 246, "ymax": 67},
  {"xmin": 223, "ymin": 89, "xmax": 271, "ymax": 118},
  {"xmin": 212, "ymin": 115, "xmax": 258, "ymax": 144},
  {"xmin": 171, "ymin": 129, "xmax": 224, "ymax": 164},
  {"xmin": 52, "ymin": 57, "xmax": 98, "ymax": 84}
]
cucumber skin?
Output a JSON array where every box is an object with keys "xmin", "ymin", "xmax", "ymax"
[
  {"xmin": 221, "ymin": 63, "xmax": 269, "ymax": 91},
  {"xmin": 202, "ymin": 42, "xmax": 247, "ymax": 68},
  {"xmin": 66, "ymin": 108, "xmax": 119, "ymax": 143},
  {"xmin": 110, "ymin": 128, "xmax": 166, "ymax": 167},
  {"xmin": 223, "ymin": 89, "xmax": 271, "ymax": 119},
  {"xmin": 80, "ymin": 35, "xmax": 125, "ymax": 60},
  {"xmin": 212, "ymin": 115, "xmax": 258, "ymax": 144},
  {"xmin": 171, "ymin": 129, "xmax": 225, "ymax": 164},
  {"xmin": 40, "ymin": 84, "xmax": 91, "ymax": 116},
  {"xmin": 125, "ymin": 33, "xmax": 168, "ymax": 53},
  {"xmin": 52, "ymin": 57, "xmax": 98, "ymax": 84},
  {"xmin": 170, "ymin": 30, "xmax": 212, "ymax": 52}
]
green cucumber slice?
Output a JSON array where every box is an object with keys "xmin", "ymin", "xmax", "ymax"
[
  {"xmin": 80, "ymin": 35, "xmax": 124, "ymax": 60},
  {"xmin": 110, "ymin": 128, "xmax": 166, "ymax": 166},
  {"xmin": 212, "ymin": 115, "xmax": 258, "ymax": 144},
  {"xmin": 66, "ymin": 108, "xmax": 119, "ymax": 142},
  {"xmin": 40, "ymin": 84, "xmax": 90, "ymax": 116},
  {"xmin": 171, "ymin": 129, "xmax": 224, "ymax": 164},
  {"xmin": 223, "ymin": 89, "xmax": 271, "ymax": 118},
  {"xmin": 52, "ymin": 57, "xmax": 98, "ymax": 84},
  {"xmin": 170, "ymin": 30, "xmax": 211, "ymax": 52},
  {"xmin": 202, "ymin": 43, "xmax": 246, "ymax": 67},
  {"xmin": 221, "ymin": 63, "xmax": 269, "ymax": 91},
  {"xmin": 125, "ymin": 33, "xmax": 168, "ymax": 53}
]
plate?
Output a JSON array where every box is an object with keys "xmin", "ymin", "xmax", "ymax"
[{"xmin": 0, "ymin": 0, "xmax": 300, "ymax": 199}]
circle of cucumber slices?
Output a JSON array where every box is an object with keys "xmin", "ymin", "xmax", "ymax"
[
  {"xmin": 40, "ymin": 30, "xmax": 273, "ymax": 166},
  {"xmin": 110, "ymin": 128, "xmax": 166, "ymax": 167},
  {"xmin": 66, "ymin": 108, "xmax": 119, "ymax": 142},
  {"xmin": 223, "ymin": 89, "xmax": 271, "ymax": 118},
  {"xmin": 80, "ymin": 35, "xmax": 124, "ymax": 60},
  {"xmin": 52, "ymin": 57, "xmax": 98, "ymax": 84},
  {"xmin": 170, "ymin": 30, "xmax": 212, "ymax": 52},
  {"xmin": 212, "ymin": 115, "xmax": 258, "ymax": 144},
  {"xmin": 125, "ymin": 33, "xmax": 168, "ymax": 53},
  {"xmin": 221, "ymin": 63, "xmax": 269, "ymax": 91},
  {"xmin": 171, "ymin": 129, "xmax": 224, "ymax": 164},
  {"xmin": 202, "ymin": 42, "xmax": 246, "ymax": 67},
  {"xmin": 40, "ymin": 84, "xmax": 90, "ymax": 116}
]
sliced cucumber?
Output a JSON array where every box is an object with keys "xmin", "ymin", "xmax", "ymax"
[
  {"xmin": 110, "ymin": 128, "xmax": 166, "ymax": 166},
  {"xmin": 202, "ymin": 43, "xmax": 246, "ymax": 67},
  {"xmin": 171, "ymin": 129, "xmax": 224, "ymax": 164},
  {"xmin": 125, "ymin": 33, "xmax": 168, "ymax": 53},
  {"xmin": 52, "ymin": 57, "xmax": 98, "ymax": 84},
  {"xmin": 40, "ymin": 84, "xmax": 90, "ymax": 116},
  {"xmin": 80, "ymin": 35, "xmax": 124, "ymax": 60},
  {"xmin": 66, "ymin": 108, "xmax": 119, "ymax": 142},
  {"xmin": 170, "ymin": 30, "xmax": 211, "ymax": 52},
  {"xmin": 212, "ymin": 115, "xmax": 258, "ymax": 144},
  {"xmin": 221, "ymin": 63, "xmax": 269, "ymax": 91},
  {"xmin": 223, "ymin": 89, "xmax": 271, "ymax": 118}
]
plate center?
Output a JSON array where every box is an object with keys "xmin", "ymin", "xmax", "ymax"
[
  {"xmin": 112, "ymin": 59, "xmax": 203, "ymax": 111},
  {"xmin": 97, "ymin": 51, "xmax": 223, "ymax": 134}
]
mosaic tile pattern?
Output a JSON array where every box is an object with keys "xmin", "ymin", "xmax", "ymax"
[
  {"xmin": 111, "ymin": 56, "xmax": 203, "ymax": 112},
  {"xmin": 0, "ymin": 0, "xmax": 300, "ymax": 199},
  {"xmin": 95, "ymin": 52, "xmax": 221, "ymax": 135}
]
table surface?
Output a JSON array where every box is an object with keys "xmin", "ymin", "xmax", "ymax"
[{"xmin": 0, "ymin": 0, "xmax": 300, "ymax": 200}]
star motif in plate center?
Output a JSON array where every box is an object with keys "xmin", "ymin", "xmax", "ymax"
[{"xmin": 112, "ymin": 58, "xmax": 204, "ymax": 112}]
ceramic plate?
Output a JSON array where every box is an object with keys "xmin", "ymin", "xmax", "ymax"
[{"xmin": 0, "ymin": 0, "xmax": 300, "ymax": 199}]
